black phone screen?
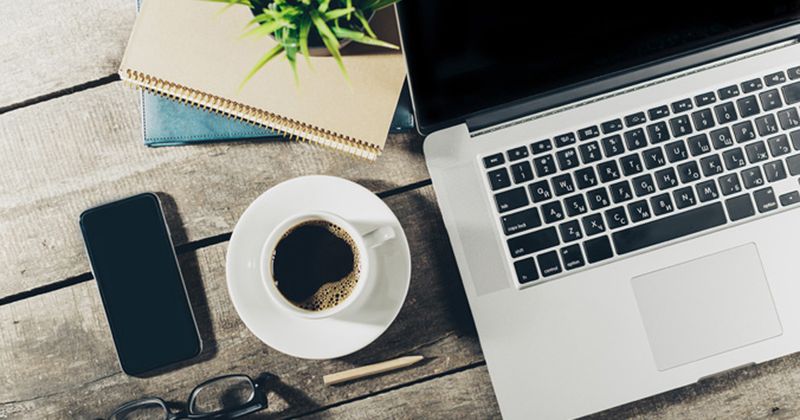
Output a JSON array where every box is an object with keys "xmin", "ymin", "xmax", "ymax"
[{"xmin": 80, "ymin": 193, "xmax": 201, "ymax": 375}]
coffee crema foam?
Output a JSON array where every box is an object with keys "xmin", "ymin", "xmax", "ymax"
[{"xmin": 274, "ymin": 221, "xmax": 361, "ymax": 311}]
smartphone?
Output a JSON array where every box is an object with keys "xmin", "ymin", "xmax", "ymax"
[{"xmin": 80, "ymin": 193, "xmax": 201, "ymax": 376}]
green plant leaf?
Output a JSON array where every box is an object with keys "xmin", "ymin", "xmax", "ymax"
[
  {"xmin": 310, "ymin": 10, "xmax": 339, "ymax": 49},
  {"xmin": 298, "ymin": 17, "xmax": 313, "ymax": 68},
  {"xmin": 324, "ymin": 7, "xmax": 355, "ymax": 21},
  {"xmin": 331, "ymin": 26, "xmax": 398, "ymax": 49},
  {"xmin": 321, "ymin": 35, "xmax": 349, "ymax": 81},
  {"xmin": 239, "ymin": 43, "xmax": 285, "ymax": 89},
  {"xmin": 317, "ymin": 0, "xmax": 331, "ymax": 12},
  {"xmin": 241, "ymin": 18, "xmax": 294, "ymax": 38},
  {"xmin": 353, "ymin": 9, "xmax": 376, "ymax": 38}
]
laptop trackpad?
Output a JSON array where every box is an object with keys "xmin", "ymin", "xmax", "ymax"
[{"xmin": 632, "ymin": 243, "xmax": 782, "ymax": 371}]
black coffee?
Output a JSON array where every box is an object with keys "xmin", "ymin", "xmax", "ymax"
[{"xmin": 272, "ymin": 220, "xmax": 360, "ymax": 311}]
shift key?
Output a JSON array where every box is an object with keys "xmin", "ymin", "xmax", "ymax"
[{"xmin": 507, "ymin": 227, "xmax": 559, "ymax": 258}]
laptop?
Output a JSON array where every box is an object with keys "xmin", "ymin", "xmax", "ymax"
[{"xmin": 396, "ymin": 2, "xmax": 800, "ymax": 418}]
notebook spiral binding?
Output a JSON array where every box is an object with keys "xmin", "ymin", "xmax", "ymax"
[{"xmin": 122, "ymin": 69, "xmax": 380, "ymax": 160}]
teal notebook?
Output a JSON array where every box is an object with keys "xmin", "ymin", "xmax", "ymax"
[{"xmin": 135, "ymin": 0, "xmax": 414, "ymax": 147}]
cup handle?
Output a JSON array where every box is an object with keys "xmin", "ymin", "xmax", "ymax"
[{"xmin": 362, "ymin": 226, "xmax": 396, "ymax": 249}]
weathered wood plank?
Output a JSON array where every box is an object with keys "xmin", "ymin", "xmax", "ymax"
[
  {"xmin": 0, "ymin": 82, "xmax": 427, "ymax": 298},
  {"xmin": 0, "ymin": 0, "xmax": 134, "ymax": 107},
  {"xmin": 300, "ymin": 365, "xmax": 500, "ymax": 420},
  {"xmin": 0, "ymin": 186, "xmax": 484, "ymax": 419}
]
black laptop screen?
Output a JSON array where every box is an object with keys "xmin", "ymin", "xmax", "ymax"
[{"xmin": 397, "ymin": 1, "xmax": 800, "ymax": 132}]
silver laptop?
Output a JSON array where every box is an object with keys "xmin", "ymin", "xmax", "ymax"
[{"xmin": 396, "ymin": 2, "xmax": 800, "ymax": 418}]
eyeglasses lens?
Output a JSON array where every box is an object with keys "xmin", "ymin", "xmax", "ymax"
[
  {"xmin": 108, "ymin": 399, "xmax": 169, "ymax": 420},
  {"xmin": 189, "ymin": 376, "xmax": 256, "ymax": 415}
]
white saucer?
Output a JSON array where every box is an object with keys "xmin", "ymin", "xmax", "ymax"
[{"xmin": 226, "ymin": 176, "xmax": 411, "ymax": 359}]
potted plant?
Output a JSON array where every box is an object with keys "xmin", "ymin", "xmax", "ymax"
[{"xmin": 210, "ymin": 0, "xmax": 401, "ymax": 85}]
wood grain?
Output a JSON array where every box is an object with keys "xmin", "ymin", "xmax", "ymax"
[
  {"xmin": 0, "ymin": 0, "xmax": 134, "ymax": 107},
  {"xmin": 0, "ymin": 186, "xmax": 484, "ymax": 419},
  {"xmin": 0, "ymin": 81, "xmax": 427, "ymax": 298}
]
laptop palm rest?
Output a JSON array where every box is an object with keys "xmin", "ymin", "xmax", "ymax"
[{"xmin": 631, "ymin": 243, "xmax": 782, "ymax": 371}]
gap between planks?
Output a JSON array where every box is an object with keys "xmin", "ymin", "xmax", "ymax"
[{"xmin": 0, "ymin": 74, "xmax": 120, "ymax": 115}]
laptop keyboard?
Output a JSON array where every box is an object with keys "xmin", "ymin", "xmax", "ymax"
[{"xmin": 483, "ymin": 66, "xmax": 800, "ymax": 285}]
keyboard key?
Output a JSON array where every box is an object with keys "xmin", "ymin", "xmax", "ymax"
[
  {"xmin": 722, "ymin": 147, "xmax": 747, "ymax": 170},
  {"xmin": 732, "ymin": 121, "xmax": 757, "ymax": 143},
  {"xmin": 551, "ymin": 174, "xmax": 576, "ymax": 196},
  {"xmin": 673, "ymin": 186, "xmax": 697, "ymax": 209},
  {"xmin": 601, "ymin": 119, "xmax": 624, "ymax": 134},
  {"xmin": 528, "ymin": 180, "xmax": 554, "ymax": 202},
  {"xmin": 718, "ymin": 85, "xmax": 740, "ymax": 100},
  {"xmin": 741, "ymin": 78, "xmax": 763, "ymax": 93},
  {"xmin": 495, "ymin": 187, "xmax": 528, "ymax": 213},
  {"xmin": 765, "ymin": 71, "xmax": 786, "ymax": 86},
  {"xmin": 709, "ymin": 127, "xmax": 734, "ymax": 149},
  {"xmin": 694, "ymin": 92, "xmax": 717, "ymax": 106},
  {"xmin": 534, "ymin": 155, "xmax": 557, "ymax": 177},
  {"xmin": 507, "ymin": 146, "xmax": 529, "ymax": 161},
  {"xmin": 759, "ymin": 89, "xmax": 783, "ymax": 111},
  {"xmin": 510, "ymin": 161, "xmax": 534, "ymax": 184},
  {"xmin": 687, "ymin": 134, "xmax": 712, "ymax": 156},
  {"xmin": 755, "ymin": 114, "xmax": 779, "ymax": 137},
  {"xmin": 560, "ymin": 245, "xmax": 586, "ymax": 270},
  {"xmin": 677, "ymin": 161, "xmax": 701, "ymax": 183},
  {"xmin": 488, "ymin": 168, "xmax": 511, "ymax": 190},
  {"xmin": 691, "ymin": 109, "xmax": 716, "ymax": 131},
  {"xmin": 483, "ymin": 153, "xmax": 504, "ymax": 168},
  {"xmin": 582, "ymin": 213, "xmax": 606, "ymax": 236},
  {"xmin": 579, "ymin": 141, "xmax": 602, "ymax": 164},
  {"xmin": 531, "ymin": 139, "xmax": 553, "ymax": 154},
  {"xmin": 586, "ymin": 187, "xmax": 611, "ymax": 210},
  {"xmin": 665, "ymin": 140, "xmax": 689, "ymax": 163},
  {"xmin": 601, "ymin": 135, "xmax": 625, "ymax": 158},
  {"xmin": 556, "ymin": 148, "xmax": 580, "ymax": 170},
  {"xmin": 574, "ymin": 167, "xmax": 598, "ymax": 189},
  {"xmin": 541, "ymin": 201, "xmax": 565, "ymax": 223},
  {"xmin": 598, "ymin": 160, "xmax": 621, "ymax": 183},
  {"xmin": 577, "ymin": 127, "xmax": 599, "ymax": 141},
  {"xmin": 624, "ymin": 128, "xmax": 648, "ymax": 151},
  {"xmin": 763, "ymin": 160, "xmax": 787, "ymax": 182},
  {"xmin": 647, "ymin": 121, "xmax": 670, "ymax": 144},
  {"xmin": 700, "ymin": 154, "xmax": 724, "ymax": 177},
  {"xmin": 507, "ymin": 227, "xmax": 559, "ymax": 258},
  {"xmin": 609, "ymin": 180, "xmax": 634, "ymax": 203},
  {"xmin": 501, "ymin": 208, "xmax": 542, "ymax": 235},
  {"xmin": 564, "ymin": 194, "xmax": 588, "ymax": 216},
  {"xmin": 605, "ymin": 206, "xmax": 628, "ymax": 229},
  {"xmin": 718, "ymin": 173, "xmax": 742, "ymax": 196},
  {"xmin": 792, "ymin": 130, "xmax": 800, "ymax": 150},
  {"xmin": 736, "ymin": 95, "xmax": 761, "ymax": 118},
  {"xmin": 628, "ymin": 200, "xmax": 652, "ymax": 222},
  {"xmin": 650, "ymin": 193, "xmax": 675, "ymax": 215},
  {"xmin": 668, "ymin": 115, "xmax": 693, "ymax": 137},
  {"xmin": 713, "ymin": 102, "xmax": 738, "ymax": 124},
  {"xmin": 780, "ymin": 191, "xmax": 800, "ymax": 206},
  {"xmin": 745, "ymin": 141, "xmax": 769, "ymax": 164},
  {"xmin": 612, "ymin": 202, "xmax": 726, "ymax": 254},
  {"xmin": 648, "ymin": 105, "xmax": 670, "ymax": 120},
  {"xmin": 696, "ymin": 180, "xmax": 720, "ymax": 202},
  {"xmin": 726, "ymin": 194, "xmax": 755, "ymax": 221},
  {"xmin": 786, "ymin": 154, "xmax": 800, "ymax": 175},
  {"xmin": 583, "ymin": 236, "xmax": 614, "ymax": 263},
  {"xmin": 789, "ymin": 66, "xmax": 800, "ymax": 80},
  {"xmin": 555, "ymin": 132, "xmax": 578, "ymax": 147},
  {"xmin": 741, "ymin": 167, "xmax": 765, "ymax": 189},
  {"xmin": 783, "ymin": 81, "xmax": 800, "ymax": 105},
  {"xmin": 778, "ymin": 108, "xmax": 800, "ymax": 130},
  {"xmin": 753, "ymin": 187, "xmax": 778, "ymax": 213},
  {"xmin": 655, "ymin": 167, "xmax": 679, "ymax": 190},
  {"xmin": 514, "ymin": 258, "xmax": 539, "ymax": 284},
  {"xmin": 624, "ymin": 112, "xmax": 647, "ymax": 127},
  {"xmin": 632, "ymin": 174, "xmax": 657, "ymax": 196},
  {"xmin": 537, "ymin": 251, "xmax": 562, "ymax": 277},
  {"xmin": 620, "ymin": 153, "xmax": 644, "ymax": 176},
  {"xmin": 559, "ymin": 220, "xmax": 583, "ymax": 242},
  {"xmin": 642, "ymin": 147, "xmax": 667, "ymax": 169},
  {"xmin": 768, "ymin": 134, "xmax": 791, "ymax": 157},
  {"xmin": 671, "ymin": 98, "xmax": 694, "ymax": 113}
]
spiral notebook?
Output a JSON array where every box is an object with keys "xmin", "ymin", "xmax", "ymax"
[{"xmin": 120, "ymin": 0, "xmax": 407, "ymax": 159}]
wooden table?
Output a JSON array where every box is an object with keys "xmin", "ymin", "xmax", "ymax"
[{"xmin": 3, "ymin": 2, "xmax": 800, "ymax": 419}]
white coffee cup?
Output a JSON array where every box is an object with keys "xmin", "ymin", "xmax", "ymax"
[{"xmin": 260, "ymin": 211, "xmax": 395, "ymax": 319}]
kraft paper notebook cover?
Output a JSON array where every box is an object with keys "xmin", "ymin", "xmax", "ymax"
[{"xmin": 120, "ymin": 0, "xmax": 407, "ymax": 159}]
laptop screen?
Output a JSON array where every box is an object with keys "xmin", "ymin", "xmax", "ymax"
[{"xmin": 397, "ymin": 1, "xmax": 800, "ymax": 133}]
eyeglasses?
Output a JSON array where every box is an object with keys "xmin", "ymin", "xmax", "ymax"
[{"xmin": 108, "ymin": 374, "xmax": 268, "ymax": 420}]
